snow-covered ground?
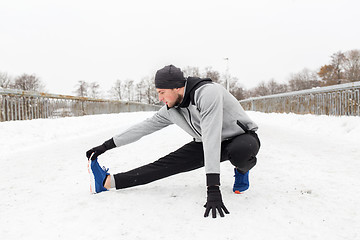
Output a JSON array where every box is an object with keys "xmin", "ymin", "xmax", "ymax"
[{"xmin": 1, "ymin": 111, "xmax": 359, "ymax": 240}]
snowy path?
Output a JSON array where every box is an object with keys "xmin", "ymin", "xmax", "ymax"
[{"xmin": 1, "ymin": 112, "xmax": 359, "ymax": 240}]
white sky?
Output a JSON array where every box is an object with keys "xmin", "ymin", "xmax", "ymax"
[{"xmin": 1, "ymin": 0, "xmax": 359, "ymax": 95}]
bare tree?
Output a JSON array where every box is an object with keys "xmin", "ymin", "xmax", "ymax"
[
  {"xmin": 267, "ymin": 79, "xmax": 288, "ymax": 94},
  {"xmin": 182, "ymin": 66, "xmax": 200, "ymax": 77},
  {"xmin": 12, "ymin": 73, "xmax": 45, "ymax": 92},
  {"xmin": 343, "ymin": 49, "xmax": 360, "ymax": 82},
  {"xmin": 123, "ymin": 79, "xmax": 134, "ymax": 101},
  {"xmin": 0, "ymin": 72, "xmax": 12, "ymax": 88},
  {"xmin": 228, "ymin": 77, "xmax": 246, "ymax": 100},
  {"xmin": 330, "ymin": 51, "xmax": 346, "ymax": 83},
  {"xmin": 136, "ymin": 79, "xmax": 146, "ymax": 103},
  {"xmin": 143, "ymin": 76, "xmax": 159, "ymax": 104},
  {"xmin": 110, "ymin": 79, "xmax": 123, "ymax": 100},
  {"xmin": 251, "ymin": 81, "xmax": 270, "ymax": 97},
  {"xmin": 110, "ymin": 77, "xmax": 158, "ymax": 104},
  {"xmin": 203, "ymin": 66, "xmax": 221, "ymax": 83},
  {"xmin": 288, "ymin": 68, "xmax": 320, "ymax": 91},
  {"xmin": 75, "ymin": 80, "xmax": 88, "ymax": 97},
  {"xmin": 89, "ymin": 82, "xmax": 101, "ymax": 98}
]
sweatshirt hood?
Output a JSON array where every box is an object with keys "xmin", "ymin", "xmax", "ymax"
[{"xmin": 177, "ymin": 77, "xmax": 212, "ymax": 108}]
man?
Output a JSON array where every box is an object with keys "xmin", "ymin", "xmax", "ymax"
[{"xmin": 86, "ymin": 65, "xmax": 260, "ymax": 218}]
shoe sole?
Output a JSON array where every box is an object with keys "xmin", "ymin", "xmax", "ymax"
[{"xmin": 88, "ymin": 160, "xmax": 97, "ymax": 194}]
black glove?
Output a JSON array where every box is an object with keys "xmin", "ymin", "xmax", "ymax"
[
  {"xmin": 86, "ymin": 138, "xmax": 116, "ymax": 160},
  {"xmin": 204, "ymin": 186, "xmax": 230, "ymax": 218},
  {"xmin": 204, "ymin": 174, "xmax": 230, "ymax": 218}
]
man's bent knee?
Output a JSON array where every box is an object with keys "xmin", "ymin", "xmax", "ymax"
[{"xmin": 226, "ymin": 133, "xmax": 260, "ymax": 174}]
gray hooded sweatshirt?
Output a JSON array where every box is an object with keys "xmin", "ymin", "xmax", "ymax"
[{"xmin": 113, "ymin": 79, "xmax": 258, "ymax": 174}]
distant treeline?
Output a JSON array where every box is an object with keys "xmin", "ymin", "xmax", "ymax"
[{"xmin": 1, "ymin": 49, "xmax": 359, "ymax": 103}]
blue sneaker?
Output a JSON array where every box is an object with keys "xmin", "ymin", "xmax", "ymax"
[
  {"xmin": 233, "ymin": 168, "xmax": 249, "ymax": 194},
  {"xmin": 88, "ymin": 158, "xmax": 110, "ymax": 194}
]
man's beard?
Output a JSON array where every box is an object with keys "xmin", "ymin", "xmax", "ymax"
[
  {"xmin": 167, "ymin": 93, "xmax": 183, "ymax": 108},
  {"xmin": 174, "ymin": 93, "xmax": 183, "ymax": 106}
]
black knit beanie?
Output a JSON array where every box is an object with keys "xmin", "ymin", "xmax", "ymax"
[{"xmin": 155, "ymin": 65, "xmax": 186, "ymax": 89}]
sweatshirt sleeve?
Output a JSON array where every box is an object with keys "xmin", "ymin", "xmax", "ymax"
[
  {"xmin": 195, "ymin": 84, "xmax": 223, "ymax": 174},
  {"xmin": 113, "ymin": 106, "xmax": 173, "ymax": 147}
]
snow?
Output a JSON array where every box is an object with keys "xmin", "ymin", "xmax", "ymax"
[{"xmin": 1, "ymin": 111, "xmax": 360, "ymax": 240}]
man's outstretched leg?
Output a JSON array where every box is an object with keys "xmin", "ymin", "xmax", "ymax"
[
  {"xmin": 89, "ymin": 141, "xmax": 204, "ymax": 192},
  {"xmin": 113, "ymin": 141, "xmax": 204, "ymax": 189}
]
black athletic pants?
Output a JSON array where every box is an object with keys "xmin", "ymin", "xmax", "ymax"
[{"xmin": 114, "ymin": 132, "xmax": 260, "ymax": 189}]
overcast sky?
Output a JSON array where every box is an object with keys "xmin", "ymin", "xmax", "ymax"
[{"xmin": 1, "ymin": 0, "xmax": 359, "ymax": 95}]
